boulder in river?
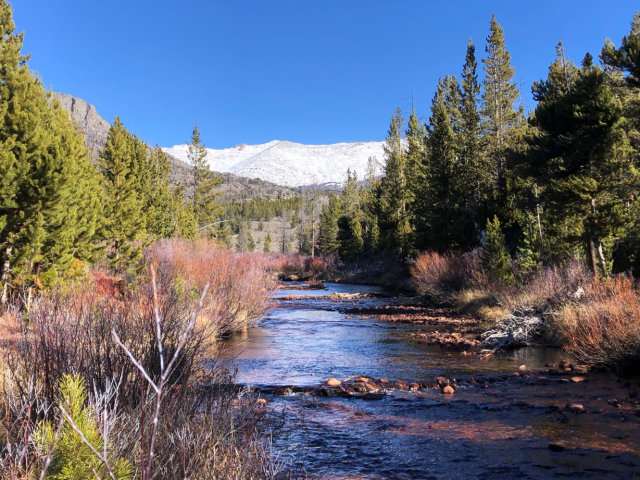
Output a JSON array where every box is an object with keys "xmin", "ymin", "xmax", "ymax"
[
  {"xmin": 572, "ymin": 365, "xmax": 590, "ymax": 375},
  {"xmin": 326, "ymin": 378, "xmax": 341, "ymax": 386},
  {"xmin": 442, "ymin": 386, "xmax": 455, "ymax": 395}
]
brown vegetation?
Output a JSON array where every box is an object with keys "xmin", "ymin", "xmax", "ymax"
[
  {"xmin": 409, "ymin": 250, "xmax": 640, "ymax": 370},
  {"xmin": 559, "ymin": 276, "xmax": 640, "ymax": 369},
  {"xmin": 0, "ymin": 241, "xmax": 285, "ymax": 479}
]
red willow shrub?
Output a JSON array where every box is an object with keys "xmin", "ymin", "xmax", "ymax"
[
  {"xmin": 410, "ymin": 249, "xmax": 485, "ymax": 305},
  {"xmin": 560, "ymin": 276, "xmax": 640, "ymax": 368},
  {"xmin": 147, "ymin": 239, "xmax": 276, "ymax": 333},
  {"xmin": 4, "ymin": 240, "xmax": 276, "ymax": 404},
  {"xmin": 247, "ymin": 252, "xmax": 337, "ymax": 280}
]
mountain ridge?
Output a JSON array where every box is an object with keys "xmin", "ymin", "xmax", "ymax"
[{"xmin": 163, "ymin": 139, "xmax": 386, "ymax": 187}]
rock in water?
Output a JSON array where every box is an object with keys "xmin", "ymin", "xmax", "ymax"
[
  {"xmin": 442, "ymin": 386, "xmax": 455, "ymax": 395},
  {"xmin": 326, "ymin": 378, "xmax": 341, "ymax": 386}
]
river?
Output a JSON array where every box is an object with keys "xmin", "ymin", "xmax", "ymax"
[{"xmin": 222, "ymin": 282, "xmax": 640, "ymax": 479}]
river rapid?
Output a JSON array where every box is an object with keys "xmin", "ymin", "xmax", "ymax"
[{"xmin": 222, "ymin": 282, "xmax": 640, "ymax": 480}]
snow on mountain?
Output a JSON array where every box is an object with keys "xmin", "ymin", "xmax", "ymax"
[{"xmin": 163, "ymin": 140, "xmax": 386, "ymax": 187}]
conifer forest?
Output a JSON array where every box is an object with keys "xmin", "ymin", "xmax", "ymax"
[{"xmin": 1, "ymin": 1, "xmax": 640, "ymax": 478}]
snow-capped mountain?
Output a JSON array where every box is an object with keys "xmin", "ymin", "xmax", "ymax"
[{"xmin": 163, "ymin": 140, "xmax": 386, "ymax": 187}]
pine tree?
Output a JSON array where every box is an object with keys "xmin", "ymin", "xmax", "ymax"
[
  {"xmin": 515, "ymin": 211, "xmax": 542, "ymax": 280},
  {"xmin": 525, "ymin": 53, "xmax": 635, "ymax": 277},
  {"xmin": 481, "ymin": 15, "xmax": 521, "ymax": 194},
  {"xmin": 144, "ymin": 146, "xmax": 174, "ymax": 237},
  {"xmin": 318, "ymin": 192, "xmax": 341, "ymax": 255},
  {"xmin": 482, "ymin": 216, "xmax": 513, "ymax": 283},
  {"xmin": 99, "ymin": 118, "xmax": 148, "ymax": 271},
  {"xmin": 459, "ymin": 38, "xmax": 488, "ymax": 243},
  {"xmin": 601, "ymin": 12, "xmax": 640, "ymax": 87},
  {"xmin": 168, "ymin": 184, "xmax": 198, "ymax": 239},
  {"xmin": 35, "ymin": 375, "xmax": 132, "ymax": 480},
  {"xmin": 247, "ymin": 230, "xmax": 256, "ymax": 252},
  {"xmin": 263, "ymin": 232, "xmax": 272, "ymax": 253},
  {"xmin": 0, "ymin": 2, "xmax": 102, "ymax": 299},
  {"xmin": 405, "ymin": 109, "xmax": 428, "ymax": 249},
  {"xmin": 379, "ymin": 108, "xmax": 411, "ymax": 257},
  {"xmin": 336, "ymin": 170, "xmax": 364, "ymax": 260},
  {"xmin": 187, "ymin": 126, "xmax": 223, "ymax": 235},
  {"xmin": 337, "ymin": 215, "xmax": 364, "ymax": 261},
  {"xmin": 362, "ymin": 157, "xmax": 382, "ymax": 253},
  {"xmin": 423, "ymin": 79, "xmax": 462, "ymax": 251}
]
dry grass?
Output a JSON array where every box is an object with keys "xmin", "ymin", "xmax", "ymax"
[{"xmin": 559, "ymin": 276, "xmax": 640, "ymax": 368}]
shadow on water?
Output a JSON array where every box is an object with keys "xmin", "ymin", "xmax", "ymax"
[{"xmin": 220, "ymin": 283, "xmax": 640, "ymax": 479}]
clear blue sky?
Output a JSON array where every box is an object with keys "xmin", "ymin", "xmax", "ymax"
[{"xmin": 16, "ymin": 1, "xmax": 638, "ymax": 149}]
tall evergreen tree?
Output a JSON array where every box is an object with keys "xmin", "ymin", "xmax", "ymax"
[
  {"xmin": 482, "ymin": 216, "xmax": 514, "ymax": 283},
  {"xmin": 379, "ymin": 108, "xmax": 411, "ymax": 257},
  {"xmin": 459, "ymin": 38, "xmax": 488, "ymax": 242},
  {"xmin": 0, "ymin": 2, "xmax": 102, "ymax": 299},
  {"xmin": 336, "ymin": 170, "xmax": 364, "ymax": 260},
  {"xmin": 362, "ymin": 157, "xmax": 382, "ymax": 253},
  {"xmin": 318, "ymin": 192, "xmax": 341, "ymax": 255},
  {"xmin": 405, "ymin": 109, "xmax": 428, "ymax": 248},
  {"xmin": 187, "ymin": 126, "xmax": 222, "ymax": 234},
  {"xmin": 99, "ymin": 118, "xmax": 148, "ymax": 271},
  {"xmin": 423, "ymin": 79, "xmax": 463, "ymax": 251},
  {"xmin": 145, "ymin": 146, "xmax": 174, "ymax": 237},
  {"xmin": 525, "ymin": 53, "xmax": 636, "ymax": 276},
  {"xmin": 601, "ymin": 12, "xmax": 640, "ymax": 87},
  {"xmin": 481, "ymin": 15, "xmax": 521, "ymax": 194}
]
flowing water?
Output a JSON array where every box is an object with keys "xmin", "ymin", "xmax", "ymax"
[{"xmin": 222, "ymin": 283, "xmax": 640, "ymax": 479}]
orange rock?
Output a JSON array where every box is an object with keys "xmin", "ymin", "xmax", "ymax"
[
  {"xmin": 442, "ymin": 386, "xmax": 455, "ymax": 395},
  {"xmin": 571, "ymin": 376, "xmax": 586, "ymax": 383},
  {"xmin": 326, "ymin": 378, "xmax": 341, "ymax": 386},
  {"xmin": 257, "ymin": 398, "xmax": 268, "ymax": 405},
  {"xmin": 518, "ymin": 365, "xmax": 527, "ymax": 371}
]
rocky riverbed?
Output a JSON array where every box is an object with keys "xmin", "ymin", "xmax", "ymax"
[{"xmin": 221, "ymin": 282, "xmax": 640, "ymax": 479}]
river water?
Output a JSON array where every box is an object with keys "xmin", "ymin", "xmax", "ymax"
[{"xmin": 222, "ymin": 283, "xmax": 640, "ymax": 479}]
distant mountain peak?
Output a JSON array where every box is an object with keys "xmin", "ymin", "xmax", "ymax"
[{"xmin": 163, "ymin": 139, "xmax": 385, "ymax": 187}]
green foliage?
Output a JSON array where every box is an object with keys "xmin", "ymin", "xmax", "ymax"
[
  {"xmin": 318, "ymin": 192, "xmax": 341, "ymax": 255},
  {"xmin": 247, "ymin": 230, "xmax": 256, "ymax": 252},
  {"xmin": 481, "ymin": 15, "xmax": 523, "ymax": 195},
  {"xmin": 379, "ymin": 109, "xmax": 411, "ymax": 257},
  {"xmin": 482, "ymin": 216, "xmax": 514, "ymax": 283},
  {"xmin": 459, "ymin": 38, "xmax": 489, "ymax": 242},
  {"xmin": 35, "ymin": 375, "xmax": 132, "ymax": 480},
  {"xmin": 99, "ymin": 118, "xmax": 149, "ymax": 272},
  {"xmin": 263, "ymin": 232, "xmax": 272, "ymax": 253},
  {"xmin": 515, "ymin": 211, "xmax": 542, "ymax": 280},
  {"xmin": 601, "ymin": 12, "xmax": 640, "ymax": 88},
  {"xmin": 337, "ymin": 215, "xmax": 364, "ymax": 261},
  {"xmin": 524, "ymin": 51, "xmax": 635, "ymax": 277},
  {"xmin": 188, "ymin": 126, "xmax": 223, "ymax": 234},
  {"xmin": 0, "ymin": 2, "xmax": 102, "ymax": 298}
]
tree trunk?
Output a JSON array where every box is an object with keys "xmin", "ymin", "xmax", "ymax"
[
  {"xmin": 593, "ymin": 236, "xmax": 608, "ymax": 277},
  {"xmin": 1, "ymin": 246, "xmax": 12, "ymax": 304},
  {"xmin": 587, "ymin": 238, "xmax": 598, "ymax": 279}
]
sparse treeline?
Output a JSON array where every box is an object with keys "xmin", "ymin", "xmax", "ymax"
[
  {"xmin": 320, "ymin": 13, "xmax": 640, "ymax": 280},
  {"xmin": 222, "ymin": 193, "xmax": 324, "ymax": 254}
]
